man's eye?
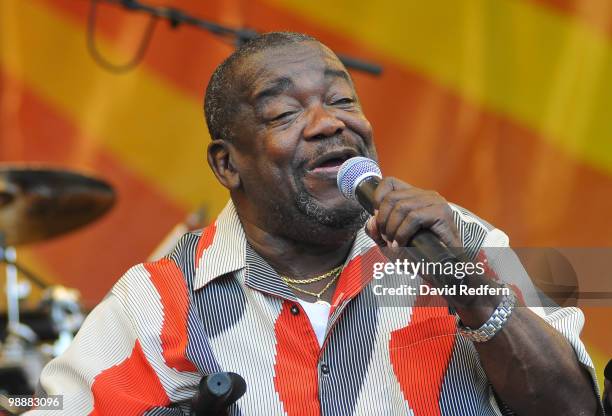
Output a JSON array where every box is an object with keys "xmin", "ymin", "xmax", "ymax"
[
  {"xmin": 332, "ymin": 98, "xmax": 354, "ymax": 105},
  {"xmin": 271, "ymin": 111, "xmax": 295, "ymax": 121}
]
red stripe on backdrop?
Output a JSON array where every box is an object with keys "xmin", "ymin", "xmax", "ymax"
[
  {"xmin": 531, "ymin": 0, "xmax": 612, "ymax": 39},
  {"xmin": 273, "ymin": 301, "xmax": 320, "ymax": 416},
  {"xmin": 0, "ymin": 71, "xmax": 187, "ymax": 306},
  {"xmin": 40, "ymin": 0, "xmax": 612, "ymax": 246},
  {"xmin": 144, "ymin": 258, "xmax": 198, "ymax": 373},
  {"xmin": 89, "ymin": 341, "xmax": 170, "ymax": 415}
]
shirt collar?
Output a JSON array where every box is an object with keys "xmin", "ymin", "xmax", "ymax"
[
  {"xmin": 193, "ymin": 200, "xmax": 246, "ymax": 291},
  {"xmin": 193, "ymin": 199, "xmax": 377, "ymax": 297}
]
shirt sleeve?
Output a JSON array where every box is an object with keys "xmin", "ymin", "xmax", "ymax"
[
  {"xmin": 482, "ymin": 241, "xmax": 600, "ymax": 390},
  {"xmin": 450, "ymin": 204, "xmax": 602, "ymax": 411},
  {"xmin": 24, "ymin": 264, "xmax": 195, "ymax": 415}
]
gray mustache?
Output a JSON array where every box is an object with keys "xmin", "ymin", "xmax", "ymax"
[{"xmin": 296, "ymin": 136, "xmax": 366, "ymax": 171}]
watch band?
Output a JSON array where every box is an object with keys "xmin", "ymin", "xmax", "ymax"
[{"xmin": 458, "ymin": 284, "xmax": 516, "ymax": 343}]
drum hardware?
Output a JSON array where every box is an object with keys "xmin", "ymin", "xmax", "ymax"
[
  {"xmin": 149, "ymin": 205, "xmax": 208, "ymax": 261},
  {"xmin": 0, "ymin": 166, "xmax": 115, "ymax": 247},
  {"xmin": 2, "ymin": 244, "xmax": 22, "ymax": 345},
  {"xmin": 38, "ymin": 286, "xmax": 84, "ymax": 358},
  {"xmin": 0, "ymin": 165, "xmax": 115, "ymax": 400}
]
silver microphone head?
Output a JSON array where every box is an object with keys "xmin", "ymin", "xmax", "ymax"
[{"xmin": 337, "ymin": 156, "xmax": 382, "ymax": 200}]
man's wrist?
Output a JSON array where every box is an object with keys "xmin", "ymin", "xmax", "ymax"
[
  {"xmin": 448, "ymin": 275, "xmax": 505, "ymax": 327},
  {"xmin": 456, "ymin": 285, "xmax": 516, "ymax": 342}
]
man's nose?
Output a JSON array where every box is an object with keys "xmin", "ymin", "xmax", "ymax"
[{"xmin": 303, "ymin": 105, "xmax": 345, "ymax": 140}]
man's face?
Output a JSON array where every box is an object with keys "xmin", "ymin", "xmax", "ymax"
[{"xmin": 229, "ymin": 41, "xmax": 377, "ymax": 241}]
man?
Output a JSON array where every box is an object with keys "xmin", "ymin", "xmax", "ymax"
[{"xmin": 31, "ymin": 32, "xmax": 600, "ymax": 415}]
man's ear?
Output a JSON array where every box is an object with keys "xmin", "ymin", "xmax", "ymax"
[{"xmin": 207, "ymin": 139, "xmax": 241, "ymax": 190}]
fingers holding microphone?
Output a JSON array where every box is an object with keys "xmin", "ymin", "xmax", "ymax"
[
  {"xmin": 337, "ymin": 157, "xmax": 470, "ymax": 289},
  {"xmin": 364, "ymin": 177, "xmax": 462, "ymax": 249},
  {"xmin": 335, "ymin": 157, "xmax": 461, "ymax": 252}
]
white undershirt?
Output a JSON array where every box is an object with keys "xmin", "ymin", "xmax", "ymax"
[{"xmin": 296, "ymin": 299, "xmax": 331, "ymax": 347}]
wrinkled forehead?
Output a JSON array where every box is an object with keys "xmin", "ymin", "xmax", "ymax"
[{"xmin": 237, "ymin": 42, "xmax": 352, "ymax": 101}]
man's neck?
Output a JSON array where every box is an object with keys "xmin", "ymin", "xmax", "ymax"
[{"xmin": 239, "ymin": 213, "xmax": 355, "ymax": 280}]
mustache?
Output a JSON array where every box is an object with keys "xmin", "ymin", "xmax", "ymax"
[{"xmin": 295, "ymin": 135, "xmax": 369, "ymax": 172}]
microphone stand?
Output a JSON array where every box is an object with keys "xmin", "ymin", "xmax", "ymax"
[
  {"xmin": 190, "ymin": 372, "xmax": 247, "ymax": 416},
  {"xmin": 94, "ymin": 0, "xmax": 383, "ymax": 75}
]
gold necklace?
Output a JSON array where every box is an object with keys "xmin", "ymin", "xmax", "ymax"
[
  {"xmin": 281, "ymin": 269, "xmax": 342, "ymax": 305},
  {"xmin": 280, "ymin": 265, "xmax": 343, "ymax": 285}
]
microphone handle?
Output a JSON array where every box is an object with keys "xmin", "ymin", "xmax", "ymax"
[
  {"xmin": 354, "ymin": 176, "xmax": 379, "ymax": 215},
  {"xmin": 355, "ymin": 176, "xmax": 456, "ymax": 263},
  {"xmin": 191, "ymin": 372, "xmax": 246, "ymax": 416}
]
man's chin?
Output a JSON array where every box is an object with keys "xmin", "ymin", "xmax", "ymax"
[{"xmin": 295, "ymin": 192, "xmax": 368, "ymax": 231}]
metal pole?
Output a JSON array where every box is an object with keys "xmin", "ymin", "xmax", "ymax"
[
  {"xmin": 98, "ymin": 0, "xmax": 383, "ymax": 76},
  {"xmin": 4, "ymin": 246, "xmax": 19, "ymax": 330}
]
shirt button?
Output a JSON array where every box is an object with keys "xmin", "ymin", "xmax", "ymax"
[
  {"xmin": 320, "ymin": 363, "xmax": 330, "ymax": 375},
  {"xmin": 290, "ymin": 305, "xmax": 300, "ymax": 315}
]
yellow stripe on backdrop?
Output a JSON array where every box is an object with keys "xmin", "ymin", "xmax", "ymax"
[
  {"xmin": 0, "ymin": 0, "xmax": 227, "ymax": 215},
  {"xmin": 265, "ymin": 0, "xmax": 612, "ymax": 176}
]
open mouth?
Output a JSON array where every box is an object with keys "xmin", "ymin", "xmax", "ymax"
[{"xmin": 306, "ymin": 148, "xmax": 359, "ymax": 173}]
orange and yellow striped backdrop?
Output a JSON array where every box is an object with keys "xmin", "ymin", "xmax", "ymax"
[{"xmin": 1, "ymin": 0, "xmax": 610, "ymax": 387}]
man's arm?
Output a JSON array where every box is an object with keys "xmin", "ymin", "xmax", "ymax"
[
  {"xmin": 27, "ymin": 293, "xmax": 177, "ymax": 415},
  {"xmin": 27, "ymin": 262, "xmax": 200, "ymax": 415},
  {"xmin": 366, "ymin": 177, "xmax": 600, "ymax": 416},
  {"xmin": 455, "ymin": 277, "xmax": 599, "ymax": 416}
]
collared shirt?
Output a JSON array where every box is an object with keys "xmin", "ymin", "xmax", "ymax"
[{"xmin": 31, "ymin": 201, "xmax": 597, "ymax": 415}]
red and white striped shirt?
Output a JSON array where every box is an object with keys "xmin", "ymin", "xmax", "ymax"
[{"xmin": 30, "ymin": 201, "xmax": 597, "ymax": 415}]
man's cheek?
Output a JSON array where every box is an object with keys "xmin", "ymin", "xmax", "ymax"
[{"xmin": 349, "ymin": 115, "xmax": 374, "ymax": 145}]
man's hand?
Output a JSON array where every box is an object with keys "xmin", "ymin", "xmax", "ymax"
[
  {"xmin": 364, "ymin": 177, "xmax": 462, "ymax": 248},
  {"xmin": 362, "ymin": 177, "xmax": 600, "ymax": 415},
  {"xmin": 363, "ymin": 177, "xmax": 477, "ymax": 302}
]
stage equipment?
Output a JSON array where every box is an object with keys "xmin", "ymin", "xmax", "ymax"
[
  {"xmin": 0, "ymin": 166, "xmax": 114, "ymax": 401},
  {"xmin": 88, "ymin": 0, "xmax": 383, "ymax": 76}
]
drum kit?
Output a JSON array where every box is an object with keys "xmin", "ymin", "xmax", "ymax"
[{"xmin": 0, "ymin": 165, "xmax": 115, "ymax": 398}]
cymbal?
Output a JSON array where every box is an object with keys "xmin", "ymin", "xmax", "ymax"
[{"xmin": 0, "ymin": 166, "xmax": 115, "ymax": 246}]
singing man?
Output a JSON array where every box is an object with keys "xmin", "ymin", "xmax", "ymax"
[{"xmin": 30, "ymin": 32, "xmax": 601, "ymax": 415}]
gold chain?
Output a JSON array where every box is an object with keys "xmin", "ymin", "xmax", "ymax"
[
  {"xmin": 279, "ymin": 265, "xmax": 343, "ymax": 285},
  {"xmin": 281, "ymin": 269, "xmax": 342, "ymax": 301}
]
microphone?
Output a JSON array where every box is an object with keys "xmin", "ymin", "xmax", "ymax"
[
  {"xmin": 191, "ymin": 372, "xmax": 246, "ymax": 416},
  {"xmin": 337, "ymin": 157, "xmax": 456, "ymax": 262}
]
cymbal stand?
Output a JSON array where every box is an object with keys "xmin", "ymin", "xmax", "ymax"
[{"xmin": 0, "ymin": 233, "xmax": 37, "ymax": 361}]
